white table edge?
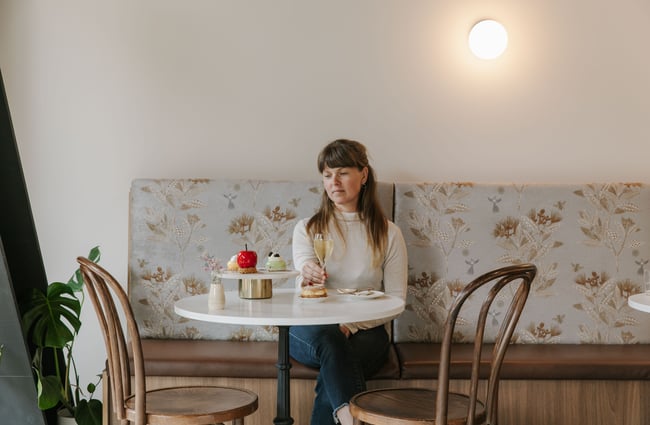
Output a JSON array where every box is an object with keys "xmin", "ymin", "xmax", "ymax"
[
  {"xmin": 174, "ymin": 290, "xmax": 406, "ymax": 326},
  {"xmin": 628, "ymin": 293, "xmax": 650, "ymax": 313}
]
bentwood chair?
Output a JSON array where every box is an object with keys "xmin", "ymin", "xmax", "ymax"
[
  {"xmin": 77, "ymin": 257, "xmax": 259, "ymax": 425},
  {"xmin": 350, "ymin": 263, "xmax": 537, "ymax": 425}
]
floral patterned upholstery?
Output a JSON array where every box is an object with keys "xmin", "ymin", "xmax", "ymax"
[
  {"xmin": 393, "ymin": 182, "xmax": 650, "ymax": 344},
  {"xmin": 128, "ymin": 179, "xmax": 394, "ymax": 341},
  {"xmin": 129, "ymin": 179, "xmax": 650, "ymax": 345}
]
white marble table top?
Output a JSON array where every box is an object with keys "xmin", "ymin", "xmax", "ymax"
[{"xmin": 174, "ymin": 288, "xmax": 405, "ymax": 327}]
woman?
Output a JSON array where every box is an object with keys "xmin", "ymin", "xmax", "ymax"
[{"xmin": 290, "ymin": 139, "xmax": 408, "ymax": 425}]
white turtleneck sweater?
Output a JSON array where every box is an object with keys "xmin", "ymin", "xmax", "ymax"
[{"xmin": 292, "ymin": 210, "xmax": 408, "ymax": 334}]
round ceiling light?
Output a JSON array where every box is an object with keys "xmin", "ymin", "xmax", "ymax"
[{"xmin": 468, "ymin": 20, "xmax": 508, "ymax": 60}]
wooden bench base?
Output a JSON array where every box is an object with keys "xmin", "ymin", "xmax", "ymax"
[
  {"xmin": 108, "ymin": 340, "xmax": 650, "ymax": 424},
  {"xmin": 105, "ymin": 375, "xmax": 650, "ymax": 425}
]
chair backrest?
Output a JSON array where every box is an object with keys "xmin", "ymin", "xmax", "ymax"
[
  {"xmin": 78, "ymin": 257, "xmax": 147, "ymax": 425},
  {"xmin": 436, "ymin": 263, "xmax": 537, "ymax": 425}
]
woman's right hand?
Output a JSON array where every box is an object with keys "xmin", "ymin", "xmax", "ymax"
[{"xmin": 301, "ymin": 261, "xmax": 327, "ymax": 286}]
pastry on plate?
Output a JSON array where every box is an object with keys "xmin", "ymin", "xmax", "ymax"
[
  {"xmin": 300, "ymin": 284, "xmax": 328, "ymax": 298},
  {"xmin": 237, "ymin": 247, "xmax": 258, "ymax": 274},
  {"xmin": 227, "ymin": 255, "xmax": 239, "ymax": 272},
  {"xmin": 265, "ymin": 252, "xmax": 287, "ymax": 271}
]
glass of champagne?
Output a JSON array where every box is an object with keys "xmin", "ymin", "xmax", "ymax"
[{"xmin": 313, "ymin": 233, "xmax": 334, "ymax": 273}]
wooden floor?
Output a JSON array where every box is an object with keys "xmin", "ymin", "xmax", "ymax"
[{"xmin": 106, "ymin": 374, "xmax": 650, "ymax": 425}]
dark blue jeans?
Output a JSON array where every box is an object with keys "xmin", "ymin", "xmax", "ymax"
[{"xmin": 289, "ymin": 324, "xmax": 390, "ymax": 425}]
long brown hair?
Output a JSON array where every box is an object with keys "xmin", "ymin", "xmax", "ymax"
[{"xmin": 306, "ymin": 139, "xmax": 388, "ymax": 264}]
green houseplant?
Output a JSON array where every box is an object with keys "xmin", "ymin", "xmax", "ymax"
[{"xmin": 21, "ymin": 246, "xmax": 103, "ymax": 425}]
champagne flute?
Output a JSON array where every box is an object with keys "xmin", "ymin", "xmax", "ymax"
[{"xmin": 313, "ymin": 233, "xmax": 334, "ymax": 273}]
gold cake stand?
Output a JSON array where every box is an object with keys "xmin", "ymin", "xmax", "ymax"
[{"xmin": 216, "ymin": 270, "xmax": 299, "ymax": 299}]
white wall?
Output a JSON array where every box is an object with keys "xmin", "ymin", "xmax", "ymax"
[{"xmin": 1, "ymin": 0, "xmax": 649, "ymax": 398}]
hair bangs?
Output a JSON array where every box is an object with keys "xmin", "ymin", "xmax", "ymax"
[{"xmin": 317, "ymin": 139, "xmax": 367, "ymax": 172}]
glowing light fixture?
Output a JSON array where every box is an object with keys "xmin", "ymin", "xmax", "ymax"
[{"xmin": 468, "ymin": 20, "xmax": 508, "ymax": 60}]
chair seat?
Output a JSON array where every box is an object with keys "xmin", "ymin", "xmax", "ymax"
[
  {"xmin": 350, "ymin": 386, "xmax": 486, "ymax": 425},
  {"xmin": 350, "ymin": 265, "xmax": 535, "ymax": 425},
  {"xmin": 124, "ymin": 386, "xmax": 258, "ymax": 424}
]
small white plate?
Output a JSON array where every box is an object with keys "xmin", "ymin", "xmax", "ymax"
[{"xmin": 342, "ymin": 290, "xmax": 384, "ymax": 300}]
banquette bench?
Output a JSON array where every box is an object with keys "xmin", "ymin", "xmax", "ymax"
[{"xmin": 110, "ymin": 179, "xmax": 650, "ymax": 425}]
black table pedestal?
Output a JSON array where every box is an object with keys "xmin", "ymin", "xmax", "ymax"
[{"xmin": 274, "ymin": 325, "xmax": 293, "ymax": 425}]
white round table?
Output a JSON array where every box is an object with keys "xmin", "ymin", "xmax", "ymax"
[
  {"xmin": 175, "ymin": 288, "xmax": 405, "ymax": 425},
  {"xmin": 628, "ymin": 293, "xmax": 650, "ymax": 313}
]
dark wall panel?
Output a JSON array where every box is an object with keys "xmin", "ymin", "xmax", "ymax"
[
  {"xmin": 0, "ymin": 68, "xmax": 48, "ymax": 305},
  {"xmin": 0, "ymin": 69, "xmax": 49, "ymax": 424}
]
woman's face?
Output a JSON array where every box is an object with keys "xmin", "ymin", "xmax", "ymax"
[{"xmin": 322, "ymin": 165, "xmax": 368, "ymax": 212}]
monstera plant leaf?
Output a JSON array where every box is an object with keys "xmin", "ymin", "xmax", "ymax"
[
  {"xmin": 35, "ymin": 368, "xmax": 63, "ymax": 410},
  {"xmin": 20, "ymin": 246, "xmax": 103, "ymax": 425},
  {"xmin": 22, "ymin": 282, "xmax": 81, "ymax": 348},
  {"xmin": 68, "ymin": 246, "xmax": 101, "ymax": 292},
  {"xmin": 75, "ymin": 397, "xmax": 103, "ymax": 425}
]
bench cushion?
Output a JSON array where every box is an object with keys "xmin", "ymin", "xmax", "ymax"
[
  {"xmin": 137, "ymin": 339, "xmax": 401, "ymax": 380},
  {"xmin": 396, "ymin": 342, "xmax": 650, "ymax": 380},
  {"xmin": 136, "ymin": 340, "xmax": 650, "ymax": 381}
]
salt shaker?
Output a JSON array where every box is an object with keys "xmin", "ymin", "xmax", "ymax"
[{"xmin": 208, "ymin": 272, "xmax": 225, "ymax": 310}]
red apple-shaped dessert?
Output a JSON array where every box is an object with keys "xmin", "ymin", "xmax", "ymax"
[{"xmin": 237, "ymin": 244, "xmax": 258, "ymax": 274}]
